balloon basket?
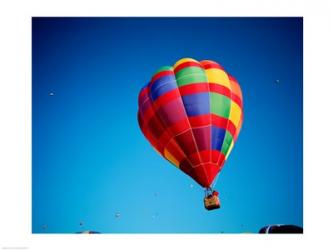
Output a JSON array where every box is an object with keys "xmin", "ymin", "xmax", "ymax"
[{"xmin": 204, "ymin": 193, "xmax": 221, "ymax": 210}]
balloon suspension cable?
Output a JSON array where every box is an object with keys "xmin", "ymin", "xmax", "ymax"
[
  {"xmin": 204, "ymin": 187, "xmax": 213, "ymax": 197},
  {"xmin": 211, "ymin": 171, "xmax": 221, "ymax": 189}
]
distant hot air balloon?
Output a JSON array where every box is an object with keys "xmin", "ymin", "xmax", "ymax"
[
  {"xmin": 137, "ymin": 58, "xmax": 243, "ymax": 210},
  {"xmin": 77, "ymin": 230, "xmax": 101, "ymax": 234},
  {"xmin": 259, "ymin": 224, "xmax": 303, "ymax": 234}
]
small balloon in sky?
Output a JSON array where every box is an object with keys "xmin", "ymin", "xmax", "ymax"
[
  {"xmin": 42, "ymin": 224, "xmax": 48, "ymax": 230},
  {"xmin": 79, "ymin": 221, "xmax": 84, "ymax": 226},
  {"xmin": 275, "ymin": 79, "xmax": 280, "ymax": 84},
  {"xmin": 49, "ymin": 91, "xmax": 55, "ymax": 96},
  {"xmin": 115, "ymin": 212, "xmax": 121, "ymax": 218},
  {"xmin": 77, "ymin": 230, "xmax": 101, "ymax": 234}
]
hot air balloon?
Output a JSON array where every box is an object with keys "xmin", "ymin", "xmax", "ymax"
[
  {"xmin": 137, "ymin": 58, "xmax": 243, "ymax": 210},
  {"xmin": 259, "ymin": 224, "xmax": 303, "ymax": 234},
  {"xmin": 76, "ymin": 230, "xmax": 101, "ymax": 234}
]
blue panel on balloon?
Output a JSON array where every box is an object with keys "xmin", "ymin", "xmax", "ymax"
[
  {"xmin": 182, "ymin": 93, "xmax": 210, "ymax": 116},
  {"xmin": 150, "ymin": 75, "xmax": 177, "ymax": 100},
  {"xmin": 211, "ymin": 126, "xmax": 226, "ymax": 150}
]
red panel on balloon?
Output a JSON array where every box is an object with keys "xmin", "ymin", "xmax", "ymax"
[
  {"xmin": 174, "ymin": 130, "xmax": 197, "ymax": 156},
  {"xmin": 198, "ymin": 150, "xmax": 211, "ymax": 163},
  {"xmin": 147, "ymin": 116, "xmax": 165, "ymax": 139},
  {"xmin": 211, "ymin": 150, "xmax": 221, "ymax": 164},
  {"xmin": 192, "ymin": 127, "xmax": 211, "ymax": 151},
  {"xmin": 167, "ymin": 119, "xmax": 190, "ymax": 136},
  {"xmin": 188, "ymin": 114, "xmax": 211, "ymax": 128},
  {"xmin": 164, "ymin": 139, "xmax": 186, "ymax": 163},
  {"xmin": 157, "ymin": 97, "xmax": 188, "ymax": 127}
]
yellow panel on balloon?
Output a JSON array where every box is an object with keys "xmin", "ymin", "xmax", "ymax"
[
  {"xmin": 205, "ymin": 68, "xmax": 231, "ymax": 89},
  {"xmin": 226, "ymin": 141, "xmax": 234, "ymax": 159},
  {"xmin": 173, "ymin": 58, "xmax": 199, "ymax": 69},
  {"xmin": 164, "ymin": 148, "xmax": 180, "ymax": 168},
  {"xmin": 229, "ymin": 101, "xmax": 242, "ymax": 128}
]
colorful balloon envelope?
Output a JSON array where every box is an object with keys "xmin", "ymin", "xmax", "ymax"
[{"xmin": 138, "ymin": 58, "xmax": 243, "ymax": 189}]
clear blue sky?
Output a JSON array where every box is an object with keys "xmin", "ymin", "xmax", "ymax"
[{"xmin": 32, "ymin": 17, "xmax": 303, "ymax": 233}]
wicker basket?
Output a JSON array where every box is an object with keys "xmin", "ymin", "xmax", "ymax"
[{"xmin": 204, "ymin": 195, "xmax": 221, "ymax": 210}]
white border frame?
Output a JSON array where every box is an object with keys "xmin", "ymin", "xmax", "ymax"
[{"xmin": 1, "ymin": 0, "xmax": 333, "ymax": 249}]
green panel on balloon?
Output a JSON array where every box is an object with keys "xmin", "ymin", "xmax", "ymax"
[
  {"xmin": 175, "ymin": 66, "xmax": 206, "ymax": 78},
  {"xmin": 154, "ymin": 66, "xmax": 173, "ymax": 75},
  {"xmin": 176, "ymin": 72, "xmax": 207, "ymax": 86},
  {"xmin": 210, "ymin": 93, "xmax": 231, "ymax": 118},
  {"xmin": 221, "ymin": 131, "xmax": 233, "ymax": 155}
]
